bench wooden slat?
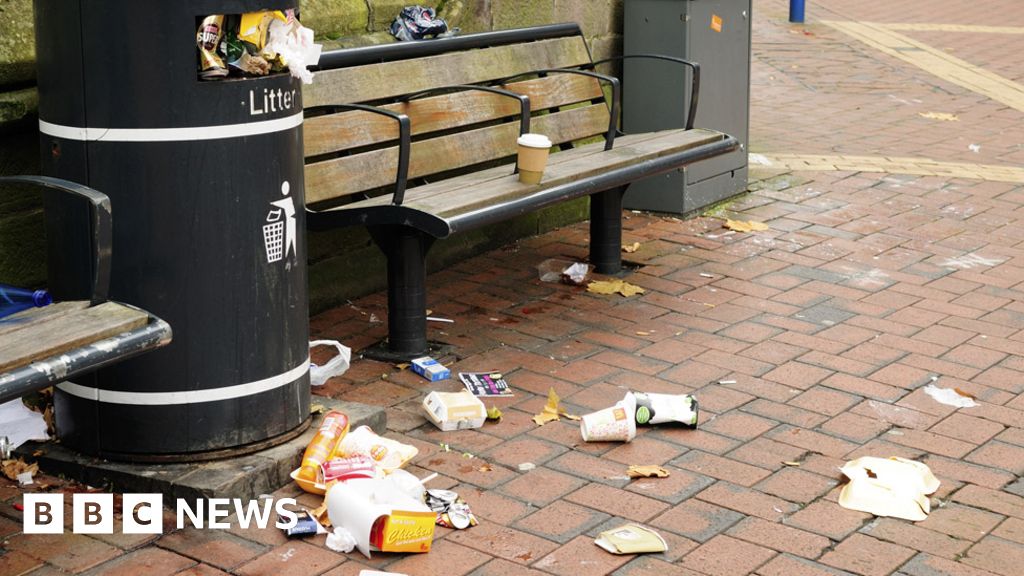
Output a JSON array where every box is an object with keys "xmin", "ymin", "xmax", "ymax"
[
  {"xmin": 0, "ymin": 302, "xmax": 150, "ymax": 372},
  {"xmin": 305, "ymin": 36, "xmax": 593, "ymax": 107},
  {"xmin": 334, "ymin": 129, "xmax": 725, "ymax": 218},
  {"xmin": 392, "ymin": 131, "xmax": 691, "ymax": 210},
  {"xmin": 0, "ymin": 301, "xmax": 91, "ymax": 338},
  {"xmin": 304, "ymin": 74, "xmax": 604, "ymax": 157},
  {"xmin": 305, "ymin": 104, "xmax": 611, "ymax": 205}
]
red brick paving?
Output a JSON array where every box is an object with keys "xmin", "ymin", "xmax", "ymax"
[{"xmin": 4, "ymin": 1, "xmax": 1024, "ymax": 574}]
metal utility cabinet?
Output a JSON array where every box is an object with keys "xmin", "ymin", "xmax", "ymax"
[
  {"xmin": 34, "ymin": 0, "xmax": 310, "ymax": 460},
  {"xmin": 623, "ymin": 0, "xmax": 751, "ymax": 214}
]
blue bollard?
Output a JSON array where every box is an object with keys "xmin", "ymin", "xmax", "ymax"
[{"xmin": 790, "ymin": 0, "xmax": 806, "ymax": 23}]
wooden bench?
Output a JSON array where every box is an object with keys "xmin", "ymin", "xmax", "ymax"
[
  {"xmin": 0, "ymin": 176, "xmax": 171, "ymax": 404},
  {"xmin": 303, "ymin": 23, "xmax": 739, "ymax": 361}
]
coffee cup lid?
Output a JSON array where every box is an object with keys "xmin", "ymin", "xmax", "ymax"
[{"xmin": 517, "ymin": 133, "xmax": 552, "ymax": 148}]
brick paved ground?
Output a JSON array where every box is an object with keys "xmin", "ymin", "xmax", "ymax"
[{"xmin": 4, "ymin": 1, "xmax": 1024, "ymax": 575}]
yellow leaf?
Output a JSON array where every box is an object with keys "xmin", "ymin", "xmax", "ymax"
[
  {"xmin": 622, "ymin": 242, "xmax": 641, "ymax": 253},
  {"xmin": 724, "ymin": 219, "xmax": 770, "ymax": 233},
  {"xmin": 587, "ymin": 279, "xmax": 646, "ymax": 297},
  {"xmin": 1, "ymin": 459, "xmax": 38, "ymax": 482},
  {"xmin": 628, "ymin": 465, "xmax": 671, "ymax": 478},
  {"xmin": 919, "ymin": 111, "xmax": 959, "ymax": 121},
  {"xmin": 479, "ymin": 463, "xmax": 493, "ymax": 472},
  {"xmin": 533, "ymin": 387, "xmax": 565, "ymax": 426},
  {"xmin": 486, "ymin": 406, "xmax": 503, "ymax": 421}
]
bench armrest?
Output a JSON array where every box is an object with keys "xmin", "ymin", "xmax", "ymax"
[
  {"xmin": 0, "ymin": 175, "xmax": 111, "ymax": 305},
  {"xmin": 305, "ymin": 104, "xmax": 412, "ymax": 206},
  {"xmin": 586, "ymin": 54, "xmax": 700, "ymax": 131},
  {"xmin": 503, "ymin": 69, "xmax": 621, "ymax": 151},
  {"xmin": 402, "ymin": 85, "xmax": 532, "ymax": 137}
]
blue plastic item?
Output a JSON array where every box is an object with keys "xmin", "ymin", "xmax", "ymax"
[{"xmin": 0, "ymin": 283, "xmax": 52, "ymax": 319}]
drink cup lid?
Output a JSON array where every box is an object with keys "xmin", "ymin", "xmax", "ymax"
[{"xmin": 517, "ymin": 133, "xmax": 552, "ymax": 148}]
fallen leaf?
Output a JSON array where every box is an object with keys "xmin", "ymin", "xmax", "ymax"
[
  {"xmin": 622, "ymin": 242, "xmax": 641, "ymax": 253},
  {"xmin": 919, "ymin": 111, "xmax": 959, "ymax": 121},
  {"xmin": 395, "ymin": 363, "xmax": 410, "ymax": 370},
  {"xmin": 534, "ymin": 387, "xmax": 566, "ymax": 425},
  {"xmin": 587, "ymin": 279, "xmax": 645, "ymax": 297},
  {"xmin": 310, "ymin": 404, "xmax": 325, "ymax": 415},
  {"xmin": 478, "ymin": 463, "xmax": 493, "ymax": 473},
  {"xmin": 783, "ymin": 461, "xmax": 802, "ymax": 467},
  {"xmin": 486, "ymin": 406, "xmax": 503, "ymax": 421},
  {"xmin": 628, "ymin": 465, "xmax": 671, "ymax": 478},
  {"xmin": 953, "ymin": 388, "xmax": 977, "ymax": 400},
  {"xmin": 724, "ymin": 219, "xmax": 770, "ymax": 233},
  {"xmin": 1, "ymin": 459, "xmax": 38, "ymax": 482}
]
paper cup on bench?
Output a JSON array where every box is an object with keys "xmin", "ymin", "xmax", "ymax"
[
  {"xmin": 517, "ymin": 133, "xmax": 553, "ymax": 184},
  {"xmin": 580, "ymin": 392, "xmax": 637, "ymax": 442}
]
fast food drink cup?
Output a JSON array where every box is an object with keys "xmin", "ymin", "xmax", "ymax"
[
  {"xmin": 517, "ymin": 133, "xmax": 553, "ymax": 184},
  {"xmin": 580, "ymin": 392, "xmax": 637, "ymax": 442}
]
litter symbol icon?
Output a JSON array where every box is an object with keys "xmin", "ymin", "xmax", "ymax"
[{"xmin": 263, "ymin": 181, "xmax": 297, "ymax": 265}]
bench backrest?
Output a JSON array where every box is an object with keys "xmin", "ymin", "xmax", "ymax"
[{"xmin": 302, "ymin": 25, "xmax": 611, "ymax": 207}]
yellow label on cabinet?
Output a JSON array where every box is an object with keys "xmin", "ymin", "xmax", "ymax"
[{"xmin": 711, "ymin": 14, "xmax": 723, "ymax": 33}]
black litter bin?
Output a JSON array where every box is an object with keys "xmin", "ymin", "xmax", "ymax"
[{"xmin": 34, "ymin": 0, "xmax": 310, "ymax": 460}]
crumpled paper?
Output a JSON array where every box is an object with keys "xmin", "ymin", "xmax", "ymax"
[
  {"xmin": 724, "ymin": 219, "xmax": 769, "ymax": 232},
  {"xmin": 838, "ymin": 456, "xmax": 940, "ymax": 521},
  {"xmin": 628, "ymin": 465, "xmax": 670, "ymax": 478},
  {"xmin": 0, "ymin": 399, "xmax": 50, "ymax": 451},
  {"xmin": 267, "ymin": 17, "xmax": 322, "ymax": 84},
  {"xmin": 587, "ymin": 279, "xmax": 645, "ymax": 297},
  {"xmin": 923, "ymin": 384, "xmax": 977, "ymax": 408}
]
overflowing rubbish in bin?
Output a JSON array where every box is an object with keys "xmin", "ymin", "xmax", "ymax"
[{"xmin": 196, "ymin": 9, "xmax": 322, "ymax": 83}]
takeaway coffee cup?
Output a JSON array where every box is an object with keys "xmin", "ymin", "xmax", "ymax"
[
  {"xmin": 517, "ymin": 133, "xmax": 553, "ymax": 184},
  {"xmin": 580, "ymin": 391, "xmax": 637, "ymax": 442}
]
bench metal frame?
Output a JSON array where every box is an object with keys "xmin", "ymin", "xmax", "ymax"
[
  {"xmin": 0, "ymin": 176, "xmax": 171, "ymax": 403},
  {"xmin": 308, "ymin": 24, "xmax": 739, "ymax": 361}
]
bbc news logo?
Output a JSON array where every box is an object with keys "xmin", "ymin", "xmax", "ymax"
[{"xmin": 23, "ymin": 494, "xmax": 299, "ymax": 534}]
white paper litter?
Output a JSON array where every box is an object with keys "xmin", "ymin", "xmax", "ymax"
[
  {"xmin": 326, "ymin": 527, "xmax": 357, "ymax": 553},
  {"xmin": 839, "ymin": 456, "xmax": 940, "ymax": 521},
  {"xmin": 0, "ymin": 399, "xmax": 50, "ymax": 451},
  {"xmin": 923, "ymin": 384, "xmax": 977, "ymax": 408},
  {"xmin": 267, "ymin": 18, "xmax": 322, "ymax": 84}
]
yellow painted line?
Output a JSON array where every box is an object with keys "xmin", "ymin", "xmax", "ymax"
[
  {"xmin": 823, "ymin": 20, "xmax": 1024, "ymax": 113},
  {"xmin": 750, "ymin": 153, "xmax": 1024, "ymax": 183},
  {"xmin": 878, "ymin": 23, "xmax": 1024, "ymax": 34}
]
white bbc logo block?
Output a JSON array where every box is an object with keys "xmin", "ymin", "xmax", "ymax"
[
  {"xmin": 122, "ymin": 494, "xmax": 163, "ymax": 534},
  {"xmin": 23, "ymin": 494, "xmax": 64, "ymax": 534},
  {"xmin": 72, "ymin": 493, "xmax": 114, "ymax": 534}
]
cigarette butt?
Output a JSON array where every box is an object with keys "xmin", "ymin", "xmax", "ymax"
[{"xmin": 718, "ymin": 380, "xmax": 737, "ymax": 385}]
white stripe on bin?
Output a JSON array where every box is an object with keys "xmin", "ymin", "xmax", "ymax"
[
  {"xmin": 38, "ymin": 112, "xmax": 303, "ymax": 142},
  {"xmin": 56, "ymin": 358, "xmax": 310, "ymax": 405}
]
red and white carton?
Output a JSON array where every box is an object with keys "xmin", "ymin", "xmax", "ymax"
[{"xmin": 322, "ymin": 454, "xmax": 378, "ymax": 483}]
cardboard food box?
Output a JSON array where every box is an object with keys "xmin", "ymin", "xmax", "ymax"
[
  {"xmin": 422, "ymin": 390, "xmax": 487, "ymax": 431},
  {"xmin": 326, "ymin": 478, "xmax": 436, "ymax": 558}
]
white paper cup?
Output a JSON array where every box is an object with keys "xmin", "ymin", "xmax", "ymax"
[
  {"xmin": 580, "ymin": 393, "xmax": 637, "ymax": 442},
  {"xmin": 517, "ymin": 133, "xmax": 552, "ymax": 184}
]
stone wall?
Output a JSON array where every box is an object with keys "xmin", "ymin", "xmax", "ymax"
[{"xmin": 0, "ymin": 0, "xmax": 622, "ymax": 308}]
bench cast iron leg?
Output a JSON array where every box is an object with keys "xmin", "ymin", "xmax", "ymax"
[
  {"xmin": 590, "ymin": 186, "xmax": 629, "ymax": 275},
  {"xmin": 368, "ymin": 225, "xmax": 435, "ymax": 360}
]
